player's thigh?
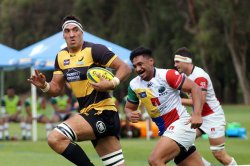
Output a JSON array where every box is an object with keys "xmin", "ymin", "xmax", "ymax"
[
  {"xmin": 196, "ymin": 128, "xmax": 203, "ymax": 138},
  {"xmin": 209, "ymin": 136, "xmax": 225, "ymax": 146},
  {"xmin": 63, "ymin": 113, "xmax": 95, "ymax": 140},
  {"xmin": 150, "ymin": 136, "xmax": 180, "ymax": 162},
  {"xmin": 94, "ymin": 136, "xmax": 122, "ymax": 157},
  {"xmin": 177, "ymin": 150, "xmax": 203, "ymax": 166}
]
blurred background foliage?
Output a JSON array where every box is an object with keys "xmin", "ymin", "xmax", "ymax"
[{"xmin": 0, "ymin": 0, "xmax": 249, "ymax": 104}]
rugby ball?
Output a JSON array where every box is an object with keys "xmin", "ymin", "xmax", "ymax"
[{"xmin": 87, "ymin": 67, "xmax": 114, "ymax": 83}]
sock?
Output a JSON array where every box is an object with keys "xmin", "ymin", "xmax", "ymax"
[
  {"xmin": 228, "ymin": 157, "xmax": 237, "ymax": 166},
  {"xmin": 3, "ymin": 123, "xmax": 9, "ymax": 138},
  {"xmin": 20, "ymin": 122, "xmax": 26, "ymax": 137},
  {"xmin": 45, "ymin": 123, "xmax": 52, "ymax": 137},
  {"xmin": 61, "ymin": 142, "xmax": 93, "ymax": 166},
  {"xmin": 202, "ymin": 157, "xmax": 213, "ymax": 166},
  {"xmin": 26, "ymin": 124, "xmax": 32, "ymax": 139}
]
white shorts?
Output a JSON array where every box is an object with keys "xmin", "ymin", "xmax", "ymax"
[
  {"xmin": 200, "ymin": 110, "xmax": 226, "ymax": 139},
  {"xmin": 162, "ymin": 117, "xmax": 196, "ymax": 150}
]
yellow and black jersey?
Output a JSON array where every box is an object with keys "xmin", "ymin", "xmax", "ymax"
[{"xmin": 53, "ymin": 41, "xmax": 117, "ymax": 114}]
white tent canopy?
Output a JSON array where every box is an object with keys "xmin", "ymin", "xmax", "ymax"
[
  {"xmin": 19, "ymin": 31, "xmax": 131, "ymax": 70},
  {"xmin": 0, "ymin": 44, "xmax": 25, "ymax": 107}
]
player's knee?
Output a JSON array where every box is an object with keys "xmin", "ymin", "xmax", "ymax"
[
  {"xmin": 47, "ymin": 130, "xmax": 60, "ymax": 148},
  {"xmin": 47, "ymin": 129, "xmax": 69, "ymax": 149},
  {"xmin": 148, "ymin": 157, "xmax": 156, "ymax": 166},
  {"xmin": 148, "ymin": 153, "xmax": 159, "ymax": 166},
  {"xmin": 210, "ymin": 143, "xmax": 226, "ymax": 162},
  {"xmin": 55, "ymin": 122, "xmax": 77, "ymax": 141},
  {"xmin": 212, "ymin": 150, "xmax": 227, "ymax": 163}
]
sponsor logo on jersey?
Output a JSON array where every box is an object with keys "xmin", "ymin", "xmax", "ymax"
[
  {"xmin": 76, "ymin": 61, "xmax": 84, "ymax": 65},
  {"xmin": 139, "ymin": 92, "xmax": 147, "ymax": 98},
  {"xmin": 147, "ymin": 82, "xmax": 153, "ymax": 87},
  {"xmin": 158, "ymin": 86, "xmax": 166, "ymax": 93},
  {"xmin": 166, "ymin": 125, "xmax": 174, "ymax": 134},
  {"xmin": 151, "ymin": 97, "xmax": 161, "ymax": 106},
  {"xmin": 159, "ymin": 88, "xmax": 168, "ymax": 96},
  {"xmin": 211, "ymin": 127, "xmax": 215, "ymax": 132},
  {"xmin": 96, "ymin": 121, "xmax": 106, "ymax": 133},
  {"xmin": 64, "ymin": 59, "xmax": 70, "ymax": 66},
  {"xmin": 200, "ymin": 81, "xmax": 206, "ymax": 88},
  {"xmin": 78, "ymin": 56, "xmax": 84, "ymax": 61},
  {"xmin": 66, "ymin": 68, "xmax": 81, "ymax": 82},
  {"xmin": 76, "ymin": 56, "xmax": 84, "ymax": 65},
  {"xmin": 168, "ymin": 125, "xmax": 175, "ymax": 130}
]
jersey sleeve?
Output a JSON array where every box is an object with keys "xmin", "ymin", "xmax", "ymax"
[
  {"xmin": 92, "ymin": 44, "xmax": 117, "ymax": 67},
  {"xmin": 127, "ymin": 86, "xmax": 140, "ymax": 105},
  {"xmin": 53, "ymin": 55, "xmax": 63, "ymax": 75},
  {"xmin": 166, "ymin": 69, "xmax": 185, "ymax": 90},
  {"xmin": 194, "ymin": 77, "xmax": 208, "ymax": 91}
]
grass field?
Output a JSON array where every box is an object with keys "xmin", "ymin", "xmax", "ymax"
[{"xmin": 0, "ymin": 105, "xmax": 249, "ymax": 166}]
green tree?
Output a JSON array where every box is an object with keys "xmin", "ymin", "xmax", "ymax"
[
  {"xmin": 177, "ymin": 0, "xmax": 250, "ymax": 104},
  {"xmin": 0, "ymin": 0, "xmax": 75, "ymax": 49}
]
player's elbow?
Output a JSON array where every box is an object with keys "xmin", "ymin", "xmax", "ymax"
[
  {"xmin": 125, "ymin": 64, "xmax": 132, "ymax": 74},
  {"xmin": 191, "ymin": 85, "xmax": 202, "ymax": 98},
  {"xmin": 121, "ymin": 63, "xmax": 132, "ymax": 80}
]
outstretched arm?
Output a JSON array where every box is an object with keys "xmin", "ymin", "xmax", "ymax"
[{"xmin": 27, "ymin": 70, "xmax": 65, "ymax": 97}]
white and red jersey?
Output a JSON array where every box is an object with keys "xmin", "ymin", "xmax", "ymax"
[
  {"xmin": 127, "ymin": 68, "xmax": 190, "ymax": 136},
  {"xmin": 188, "ymin": 66, "xmax": 223, "ymax": 116}
]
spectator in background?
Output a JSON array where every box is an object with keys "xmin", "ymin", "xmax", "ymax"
[
  {"xmin": 174, "ymin": 47, "xmax": 237, "ymax": 166},
  {"xmin": 24, "ymin": 95, "xmax": 52, "ymax": 139},
  {"xmin": 50, "ymin": 93, "xmax": 72, "ymax": 128},
  {"xmin": 70, "ymin": 95, "xmax": 79, "ymax": 113},
  {"xmin": 1, "ymin": 86, "xmax": 26, "ymax": 140},
  {"xmin": 0, "ymin": 114, "xmax": 4, "ymax": 140}
]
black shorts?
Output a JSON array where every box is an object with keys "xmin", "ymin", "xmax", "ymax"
[{"xmin": 80, "ymin": 109, "xmax": 121, "ymax": 146}]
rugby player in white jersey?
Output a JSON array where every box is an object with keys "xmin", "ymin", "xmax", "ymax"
[
  {"xmin": 125, "ymin": 46, "xmax": 204, "ymax": 166},
  {"xmin": 174, "ymin": 47, "xmax": 237, "ymax": 166}
]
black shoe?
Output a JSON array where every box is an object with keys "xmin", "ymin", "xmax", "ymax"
[
  {"xmin": 22, "ymin": 136, "xmax": 26, "ymax": 140},
  {"xmin": 5, "ymin": 136, "xmax": 9, "ymax": 140}
]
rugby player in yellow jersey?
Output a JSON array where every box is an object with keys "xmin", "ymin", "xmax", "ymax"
[{"xmin": 28, "ymin": 15, "xmax": 131, "ymax": 166}]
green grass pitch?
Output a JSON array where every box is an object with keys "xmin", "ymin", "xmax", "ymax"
[{"xmin": 0, "ymin": 105, "xmax": 249, "ymax": 166}]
